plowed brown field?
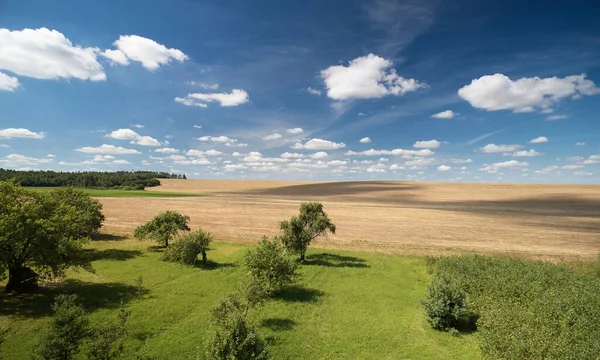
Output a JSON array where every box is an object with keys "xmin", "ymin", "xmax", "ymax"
[{"xmin": 99, "ymin": 179, "xmax": 600, "ymax": 259}]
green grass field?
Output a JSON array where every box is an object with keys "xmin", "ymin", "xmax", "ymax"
[
  {"xmin": 0, "ymin": 238, "xmax": 481, "ymax": 360},
  {"xmin": 28, "ymin": 187, "xmax": 207, "ymax": 198}
]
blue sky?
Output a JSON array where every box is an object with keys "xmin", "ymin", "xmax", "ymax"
[{"xmin": 0, "ymin": 0, "xmax": 599, "ymax": 183}]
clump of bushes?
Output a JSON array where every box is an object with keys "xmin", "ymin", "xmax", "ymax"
[
  {"xmin": 244, "ymin": 236, "xmax": 298, "ymax": 296},
  {"xmin": 161, "ymin": 229, "xmax": 212, "ymax": 265},
  {"xmin": 420, "ymin": 275, "xmax": 470, "ymax": 331}
]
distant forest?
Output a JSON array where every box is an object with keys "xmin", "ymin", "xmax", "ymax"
[{"xmin": 0, "ymin": 169, "xmax": 185, "ymax": 190}]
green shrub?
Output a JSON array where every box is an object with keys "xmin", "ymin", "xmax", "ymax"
[
  {"xmin": 420, "ymin": 275, "xmax": 470, "ymax": 331},
  {"xmin": 84, "ymin": 304, "xmax": 130, "ymax": 360},
  {"xmin": 134, "ymin": 210, "xmax": 190, "ymax": 247},
  {"xmin": 33, "ymin": 294, "xmax": 89, "ymax": 360},
  {"xmin": 244, "ymin": 237, "xmax": 298, "ymax": 296},
  {"xmin": 161, "ymin": 229, "xmax": 212, "ymax": 265}
]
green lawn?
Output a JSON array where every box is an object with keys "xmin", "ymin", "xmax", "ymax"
[
  {"xmin": 28, "ymin": 187, "xmax": 208, "ymax": 198},
  {"xmin": 0, "ymin": 238, "xmax": 481, "ymax": 360}
]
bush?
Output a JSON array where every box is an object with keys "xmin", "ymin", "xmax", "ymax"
[
  {"xmin": 161, "ymin": 229, "xmax": 212, "ymax": 265},
  {"xmin": 134, "ymin": 210, "xmax": 190, "ymax": 247},
  {"xmin": 420, "ymin": 275, "xmax": 470, "ymax": 331},
  {"xmin": 244, "ymin": 237, "xmax": 298, "ymax": 296},
  {"xmin": 84, "ymin": 304, "xmax": 130, "ymax": 360},
  {"xmin": 33, "ymin": 294, "xmax": 89, "ymax": 360}
]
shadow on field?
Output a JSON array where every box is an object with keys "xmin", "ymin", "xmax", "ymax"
[
  {"xmin": 91, "ymin": 233, "xmax": 128, "ymax": 241},
  {"xmin": 245, "ymin": 181, "xmax": 421, "ymax": 198},
  {"xmin": 194, "ymin": 260, "xmax": 236, "ymax": 270},
  {"xmin": 85, "ymin": 249, "xmax": 143, "ymax": 262},
  {"xmin": 260, "ymin": 318, "xmax": 296, "ymax": 331},
  {"xmin": 303, "ymin": 253, "xmax": 369, "ymax": 268},
  {"xmin": 273, "ymin": 285, "xmax": 325, "ymax": 303},
  {"xmin": 0, "ymin": 279, "xmax": 147, "ymax": 318}
]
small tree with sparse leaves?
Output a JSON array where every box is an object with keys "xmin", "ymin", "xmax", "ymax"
[
  {"xmin": 279, "ymin": 202, "xmax": 336, "ymax": 261},
  {"xmin": 161, "ymin": 229, "xmax": 213, "ymax": 265},
  {"xmin": 244, "ymin": 237, "xmax": 297, "ymax": 296},
  {"xmin": 134, "ymin": 210, "xmax": 190, "ymax": 247}
]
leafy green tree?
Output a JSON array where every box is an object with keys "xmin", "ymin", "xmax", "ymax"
[
  {"xmin": 133, "ymin": 210, "xmax": 190, "ymax": 247},
  {"xmin": 161, "ymin": 229, "xmax": 212, "ymax": 265},
  {"xmin": 33, "ymin": 295, "xmax": 89, "ymax": 360},
  {"xmin": 244, "ymin": 237, "xmax": 298, "ymax": 295},
  {"xmin": 420, "ymin": 275, "xmax": 470, "ymax": 331},
  {"xmin": 0, "ymin": 181, "xmax": 95, "ymax": 293},
  {"xmin": 46, "ymin": 187, "xmax": 105, "ymax": 238},
  {"xmin": 84, "ymin": 303, "xmax": 130, "ymax": 360},
  {"xmin": 279, "ymin": 202, "xmax": 336, "ymax": 261}
]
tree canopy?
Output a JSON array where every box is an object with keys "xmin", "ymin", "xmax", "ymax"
[
  {"xmin": 0, "ymin": 181, "xmax": 102, "ymax": 293},
  {"xmin": 133, "ymin": 210, "xmax": 191, "ymax": 247},
  {"xmin": 279, "ymin": 202, "xmax": 336, "ymax": 261},
  {"xmin": 244, "ymin": 237, "xmax": 298, "ymax": 295}
]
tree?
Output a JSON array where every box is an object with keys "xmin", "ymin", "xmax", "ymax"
[
  {"xmin": 84, "ymin": 303, "xmax": 130, "ymax": 360},
  {"xmin": 133, "ymin": 210, "xmax": 190, "ymax": 247},
  {"xmin": 48, "ymin": 187, "xmax": 105, "ymax": 238},
  {"xmin": 161, "ymin": 229, "xmax": 212, "ymax": 265},
  {"xmin": 33, "ymin": 295, "xmax": 89, "ymax": 360},
  {"xmin": 279, "ymin": 202, "xmax": 336, "ymax": 261},
  {"xmin": 244, "ymin": 237, "xmax": 297, "ymax": 295},
  {"xmin": 420, "ymin": 275, "xmax": 470, "ymax": 331},
  {"xmin": 0, "ymin": 181, "xmax": 96, "ymax": 293}
]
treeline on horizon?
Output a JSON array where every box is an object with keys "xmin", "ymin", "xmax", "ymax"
[{"xmin": 0, "ymin": 168, "xmax": 186, "ymax": 190}]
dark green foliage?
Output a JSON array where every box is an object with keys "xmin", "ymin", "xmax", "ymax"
[
  {"xmin": 0, "ymin": 169, "xmax": 182, "ymax": 189},
  {"xmin": 161, "ymin": 229, "xmax": 212, "ymax": 265},
  {"xmin": 432, "ymin": 255, "xmax": 600, "ymax": 359},
  {"xmin": 133, "ymin": 210, "xmax": 190, "ymax": 247},
  {"xmin": 420, "ymin": 276, "xmax": 470, "ymax": 331},
  {"xmin": 279, "ymin": 202, "xmax": 336, "ymax": 261},
  {"xmin": 33, "ymin": 295, "xmax": 89, "ymax": 360},
  {"xmin": 244, "ymin": 237, "xmax": 298, "ymax": 296},
  {"xmin": 84, "ymin": 303, "xmax": 130, "ymax": 360},
  {"xmin": 0, "ymin": 181, "xmax": 96, "ymax": 293}
]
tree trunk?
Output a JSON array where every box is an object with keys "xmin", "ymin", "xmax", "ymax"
[
  {"xmin": 5, "ymin": 266, "xmax": 38, "ymax": 293},
  {"xmin": 300, "ymin": 251, "xmax": 305, "ymax": 262},
  {"xmin": 201, "ymin": 251, "xmax": 207, "ymax": 263}
]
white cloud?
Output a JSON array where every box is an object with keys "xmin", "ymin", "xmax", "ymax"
[
  {"xmin": 477, "ymin": 143, "xmax": 523, "ymax": 153},
  {"xmin": 75, "ymin": 144, "xmax": 140, "ymax": 155},
  {"xmin": 0, "ymin": 71, "xmax": 19, "ymax": 91},
  {"xmin": 46, "ymin": 154, "xmax": 55, "ymax": 158},
  {"xmin": 448, "ymin": 158, "xmax": 472, "ymax": 164},
  {"xmin": 135, "ymin": 136, "xmax": 161, "ymax": 146},
  {"xmin": 224, "ymin": 164, "xmax": 247, "ymax": 171},
  {"xmin": 359, "ymin": 137, "xmax": 372, "ymax": 143},
  {"xmin": 574, "ymin": 171, "xmax": 593, "ymax": 176},
  {"xmin": 281, "ymin": 152, "xmax": 304, "ymax": 158},
  {"xmin": 197, "ymin": 135, "xmax": 238, "ymax": 143},
  {"xmin": 106, "ymin": 128, "xmax": 161, "ymax": 146},
  {"xmin": 263, "ymin": 133, "xmax": 282, "ymax": 140},
  {"xmin": 103, "ymin": 35, "xmax": 188, "ymax": 70},
  {"xmin": 306, "ymin": 87, "xmax": 321, "ymax": 95},
  {"xmin": 0, "ymin": 128, "xmax": 45, "ymax": 139},
  {"xmin": 405, "ymin": 157, "xmax": 436, "ymax": 167},
  {"xmin": 131, "ymin": 124, "xmax": 144, "ymax": 129},
  {"xmin": 0, "ymin": 28, "xmax": 106, "ymax": 81},
  {"xmin": 175, "ymin": 89, "xmax": 249, "ymax": 107},
  {"xmin": 366, "ymin": 163, "xmax": 387, "ymax": 173},
  {"xmin": 347, "ymin": 148, "xmax": 434, "ymax": 157},
  {"xmin": 286, "ymin": 128, "xmax": 304, "ymax": 134},
  {"xmin": 204, "ymin": 150, "xmax": 223, "ymax": 156},
  {"xmin": 186, "ymin": 81, "xmax": 219, "ymax": 90},
  {"xmin": 583, "ymin": 155, "xmax": 600, "ymax": 165},
  {"xmin": 575, "ymin": 142, "xmax": 586, "ymax": 146},
  {"xmin": 482, "ymin": 160, "xmax": 529, "ymax": 173},
  {"xmin": 320, "ymin": 54, "xmax": 426, "ymax": 100},
  {"xmin": 458, "ymin": 73, "xmax": 599, "ymax": 113},
  {"xmin": 328, "ymin": 160, "xmax": 347, "ymax": 166},
  {"xmin": 413, "ymin": 139, "xmax": 440, "ymax": 149},
  {"xmin": 546, "ymin": 115, "xmax": 567, "ymax": 121},
  {"xmin": 310, "ymin": 151, "xmax": 328, "ymax": 159},
  {"xmin": 291, "ymin": 138, "xmax": 346, "ymax": 150},
  {"xmin": 437, "ymin": 165, "xmax": 452, "ymax": 172},
  {"xmin": 530, "ymin": 136, "xmax": 548, "ymax": 144},
  {"xmin": 562, "ymin": 164, "xmax": 584, "ymax": 170},
  {"xmin": 512, "ymin": 149, "xmax": 542, "ymax": 157},
  {"xmin": 535, "ymin": 166, "xmax": 560, "ymax": 174},
  {"xmin": 431, "ymin": 110, "xmax": 455, "ymax": 119},
  {"xmin": 193, "ymin": 125, "xmax": 203, "ymax": 129},
  {"xmin": 111, "ymin": 159, "xmax": 130, "ymax": 165},
  {"xmin": 155, "ymin": 148, "xmax": 179, "ymax": 153},
  {"xmin": 389, "ymin": 164, "xmax": 405, "ymax": 170},
  {"xmin": 0, "ymin": 153, "xmax": 54, "ymax": 166}
]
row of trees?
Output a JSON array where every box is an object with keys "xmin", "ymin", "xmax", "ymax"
[{"xmin": 0, "ymin": 169, "xmax": 185, "ymax": 189}]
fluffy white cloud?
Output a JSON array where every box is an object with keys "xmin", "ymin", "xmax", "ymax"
[
  {"xmin": 405, "ymin": 157, "xmax": 436, "ymax": 167},
  {"xmin": 186, "ymin": 81, "xmax": 219, "ymax": 90},
  {"xmin": 477, "ymin": 144, "xmax": 523, "ymax": 153},
  {"xmin": 535, "ymin": 166, "xmax": 560, "ymax": 174},
  {"xmin": 193, "ymin": 125, "xmax": 203, "ymax": 129},
  {"xmin": 175, "ymin": 89, "xmax": 249, "ymax": 107},
  {"xmin": 306, "ymin": 87, "xmax": 321, "ymax": 95},
  {"xmin": 224, "ymin": 164, "xmax": 247, "ymax": 171},
  {"xmin": 389, "ymin": 164, "xmax": 405, "ymax": 170},
  {"xmin": 458, "ymin": 73, "xmax": 599, "ymax": 113},
  {"xmin": 546, "ymin": 115, "xmax": 567, "ymax": 121},
  {"xmin": 562, "ymin": 164, "xmax": 584, "ymax": 170},
  {"xmin": 75, "ymin": 144, "xmax": 141, "ymax": 155},
  {"xmin": 102, "ymin": 35, "xmax": 188, "ymax": 70},
  {"xmin": 263, "ymin": 133, "xmax": 282, "ymax": 140},
  {"xmin": 0, "ymin": 128, "xmax": 45, "ymax": 139},
  {"xmin": 106, "ymin": 128, "xmax": 161, "ymax": 146},
  {"xmin": 280, "ymin": 152, "xmax": 304, "ymax": 158},
  {"xmin": 366, "ymin": 163, "xmax": 387, "ymax": 173},
  {"xmin": 291, "ymin": 138, "xmax": 346, "ymax": 150},
  {"xmin": 575, "ymin": 142, "xmax": 586, "ymax": 146},
  {"xmin": 359, "ymin": 137, "xmax": 372, "ymax": 143},
  {"xmin": 0, "ymin": 28, "xmax": 105, "ymax": 81},
  {"xmin": 0, "ymin": 71, "xmax": 19, "ymax": 91},
  {"xmin": 197, "ymin": 135, "xmax": 238, "ymax": 143},
  {"xmin": 347, "ymin": 148, "xmax": 434, "ymax": 157},
  {"xmin": 320, "ymin": 54, "xmax": 426, "ymax": 100},
  {"xmin": 448, "ymin": 158, "xmax": 473, "ymax": 164},
  {"xmin": 481, "ymin": 160, "xmax": 529, "ymax": 172},
  {"xmin": 413, "ymin": 139, "xmax": 440, "ymax": 149},
  {"xmin": 512, "ymin": 149, "xmax": 542, "ymax": 157},
  {"xmin": 530, "ymin": 136, "xmax": 548, "ymax": 144},
  {"xmin": 437, "ymin": 165, "xmax": 452, "ymax": 171},
  {"xmin": 155, "ymin": 147, "xmax": 179, "ymax": 153},
  {"xmin": 131, "ymin": 124, "xmax": 144, "ymax": 129},
  {"xmin": 310, "ymin": 151, "xmax": 328, "ymax": 159},
  {"xmin": 583, "ymin": 155, "xmax": 600, "ymax": 165},
  {"xmin": 0, "ymin": 153, "xmax": 54, "ymax": 166},
  {"xmin": 111, "ymin": 159, "xmax": 130, "ymax": 165},
  {"xmin": 431, "ymin": 110, "xmax": 455, "ymax": 119},
  {"xmin": 286, "ymin": 128, "xmax": 304, "ymax": 134}
]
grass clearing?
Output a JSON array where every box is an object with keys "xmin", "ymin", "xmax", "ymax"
[
  {"xmin": 0, "ymin": 237, "xmax": 481, "ymax": 360},
  {"xmin": 28, "ymin": 187, "xmax": 208, "ymax": 198}
]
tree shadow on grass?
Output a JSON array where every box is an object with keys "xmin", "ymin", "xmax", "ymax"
[
  {"xmin": 85, "ymin": 249, "xmax": 143, "ymax": 262},
  {"xmin": 453, "ymin": 314, "xmax": 479, "ymax": 335},
  {"xmin": 303, "ymin": 253, "xmax": 370, "ymax": 268},
  {"xmin": 147, "ymin": 245, "xmax": 165, "ymax": 253},
  {"xmin": 91, "ymin": 233, "xmax": 128, "ymax": 241},
  {"xmin": 260, "ymin": 318, "xmax": 296, "ymax": 331},
  {"xmin": 194, "ymin": 260, "xmax": 237, "ymax": 270},
  {"xmin": 0, "ymin": 279, "xmax": 147, "ymax": 319},
  {"xmin": 272, "ymin": 285, "xmax": 325, "ymax": 303}
]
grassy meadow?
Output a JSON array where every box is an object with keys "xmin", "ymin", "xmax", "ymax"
[
  {"xmin": 29, "ymin": 187, "xmax": 208, "ymax": 198},
  {"xmin": 0, "ymin": 237, "xmax": 481, "ymax": 360}
]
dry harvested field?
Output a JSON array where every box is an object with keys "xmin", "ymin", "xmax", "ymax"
[{"xmin": 100, "ymin": 179, "xmax": 600, "ymax": 259}]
